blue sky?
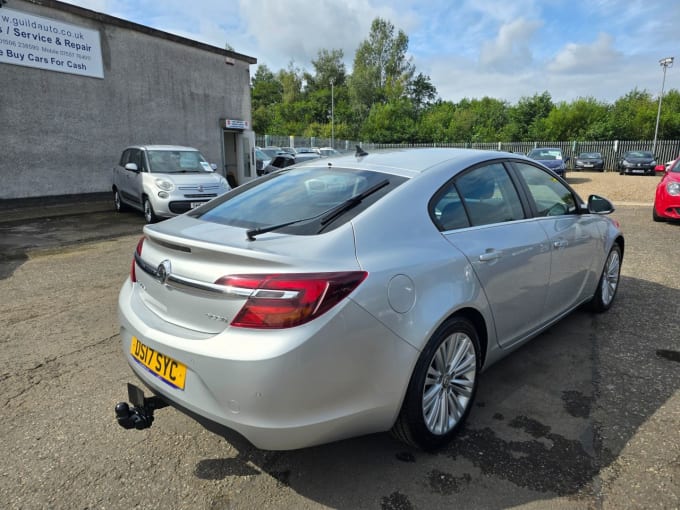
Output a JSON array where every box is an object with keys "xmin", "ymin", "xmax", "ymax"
[{"xmin": 60, "ymin": 0, "xmax": 680, "ymax": 104}]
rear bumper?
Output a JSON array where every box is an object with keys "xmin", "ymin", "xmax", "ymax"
[{"xmin": 117, "ymin": 280, "xmax": 417, "ymax": 450}]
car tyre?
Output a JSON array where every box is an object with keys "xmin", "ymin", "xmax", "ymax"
[
  {"xmin": 143, "ymin": 197, "xmax": 158, "ymax": 223},
  {"xmin": 588, "ymin": 244, "xmax": 622, "ymax": 313},
  {"xmin": 113, "ymin": 188, "xmax": 127, "ymax": 212},
  {"xmin": 391, "ymin": 316, "xmax": 480, "ymax": 451}
]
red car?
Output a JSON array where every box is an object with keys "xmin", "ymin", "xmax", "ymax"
[{"xmin": 653, "ymin": 157, "xmax": 680, "ymax": 221}]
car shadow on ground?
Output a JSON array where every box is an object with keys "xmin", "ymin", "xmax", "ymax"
[
  {"xmin": 0, "ymin": 211, "xmax": 145, "ymax": 280},
  {"xmin": 187, "ymin": 274, "xmax": 679, "ymax": 509}
]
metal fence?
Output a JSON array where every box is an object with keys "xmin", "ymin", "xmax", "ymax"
[{"xmin": 256, "ymin": 134, "xmax": 680, "ymax": 171}]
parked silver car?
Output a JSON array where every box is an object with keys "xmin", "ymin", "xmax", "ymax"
[
  {"xmin": 112, "ymin": 145, "xmax": 231, "ymax": 223},
  {"xmin": 115, "ymin": 148, "xmax": 623, "ymax": 451}
]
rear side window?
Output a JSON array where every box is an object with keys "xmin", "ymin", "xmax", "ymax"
[
  {"xmin": 194, "ymin": 166, "xmax": 406, "ymax": 235},
  {"xmin": 432, "ymin": 162, "xmax": 524, "ymax": 230}
]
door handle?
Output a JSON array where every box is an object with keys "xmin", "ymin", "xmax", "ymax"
[
  {"xmin": 479, "ymin": 251, "xmax": 502, "ymax": 262},
  {"xmin": 553, "ymin": 240, "xmax": 568, "ymax": 249}
]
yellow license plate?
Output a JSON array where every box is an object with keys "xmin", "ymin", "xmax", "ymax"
[{"xmin": 130, "ymin": 337, "xmax": 187, "ymax": 390}]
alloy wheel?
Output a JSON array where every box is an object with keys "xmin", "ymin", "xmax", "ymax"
[
  {"xmin": 601, "ymin": 249, "xmax": 620, "ymax": 306},
  {"xmin": 421, "ymin": 331, "xmax": 477, "ymax": 435}
]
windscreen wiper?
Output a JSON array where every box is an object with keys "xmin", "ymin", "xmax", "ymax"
[
  {"xmin": 318, "ymin": 178, "xmax": 389, "ymax": 227},
  {"xmin": 245, "ymin": 178, "xmax": 390, "ymax": 241}
]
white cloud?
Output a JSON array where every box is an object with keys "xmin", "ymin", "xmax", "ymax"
[
  {"xmin": 479, "ymin": 18, "xmax": 543, "ymax": 71},
  {"xmin": 548, "ymin": 33, "xmax": 622, "ymax": 74},
  {"xmin": 56, "ymin": 0, "xmax": 680, "ymax": 104}
]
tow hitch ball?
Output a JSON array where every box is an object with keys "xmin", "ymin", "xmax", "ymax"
[{"xmin": 115, "ymin": 383, "xmax": 168, "ymax": 430}]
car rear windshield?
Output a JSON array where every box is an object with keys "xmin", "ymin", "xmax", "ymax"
[
  {"xmin": 580, "ymin": 152, "xmax": 601, "ymax": 158},
  {"xmin": 191, "ymin": 166, "xmax": 406, "ymax": 235},
  {"xmin": 148, "ymin": 150, "xmax": 211, "ymax": 173}
]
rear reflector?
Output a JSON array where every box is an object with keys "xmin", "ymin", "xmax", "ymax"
[{"xmin": 215, "ymin": 272, "xmax": 368, "ymax": 329}]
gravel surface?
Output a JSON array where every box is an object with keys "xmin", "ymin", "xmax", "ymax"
[{"xmin": 567, "ymin": 171, "xmax": 660, "ymax": 205}]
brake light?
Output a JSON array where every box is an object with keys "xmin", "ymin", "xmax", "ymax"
[
  {"xmin": 130, "ymin": 236, "xmax": 145, "ymax": 282},
  {"xmin": 215, "ymin": 272, "xmax": 368, "ymax": 329}
]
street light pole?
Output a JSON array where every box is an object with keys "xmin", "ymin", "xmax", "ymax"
[
  {"xmin": 653, "ymin": 56, "xmax": 674, "ymax": 155},
  {"xmin": 330, "ymin": 78, "xmax": 335, "ymax": 149}
]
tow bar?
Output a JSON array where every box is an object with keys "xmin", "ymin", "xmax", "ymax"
[{"xmin": 115, "ymin": 383, "xmax": 168, "ymax": 430}]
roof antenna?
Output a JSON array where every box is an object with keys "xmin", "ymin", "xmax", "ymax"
[{"xmin": 355, "ymin": 145, "xmax": 368, "ymax": 157}]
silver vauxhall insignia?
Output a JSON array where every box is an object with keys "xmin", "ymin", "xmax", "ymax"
[{"xmin": 117, "ymin": 148, "xmax": 623, "ymax": 451}]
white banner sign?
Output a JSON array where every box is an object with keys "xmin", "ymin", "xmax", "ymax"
[{"xmin": 0, "ymin": 7, "xmax": 103, "ymax": 79}]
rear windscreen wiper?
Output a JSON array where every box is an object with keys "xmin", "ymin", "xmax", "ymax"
[
  {"xmin": 318, "ymin": 178, "xmax": 389, "ymax": 227},
  {"xmin": 246, "ymin": 178, "xmax": 390, "ymax": 241}
]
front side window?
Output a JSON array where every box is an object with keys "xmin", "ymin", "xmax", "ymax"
[
  {"xmin": 456, "ymin": 163, "xmax": 525, "ymax": 227},
  {"xmin": 514, "ymin": 162, "xmax": 577, "ymax": 216},
  {"xmin": 127, "ymin": 149, "xmax": 142, "ymax": 171}
]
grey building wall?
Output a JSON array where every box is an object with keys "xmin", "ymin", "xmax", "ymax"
[{"xmin": 0, "ymin": 0, "xmax": 256, "ymax": 199}]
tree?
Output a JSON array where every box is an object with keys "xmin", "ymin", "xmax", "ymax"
[
  {"xmin": 251, "ymin": 65, "xmax": 283, "ymax": 133},
  {"xmin": 608, "ymin": 89, "xmax": 656, "ymax": 139},
  {"xmin": 418, "ymin": 101, "xmax": 456, "ymax": 143},
  {"xmin": 540, "ymin": 97, "xmax": 611, "ymax": 140},
  {"xmin": 348, "ymin": 18, "xmax": 414, "ymax": 124},
  {"xmin": 407, "ymin": 73, "xmax": 438, "ymax": 115},
  {"xmin": 361, "ymin": 99, "xmax": 416, "ymax": 143},
  {"xmin": 306, "ymin": 49, "xmax": 346, "ymax": 92},
  {"xmin": 506, "ymin": 92, "xmax": 554, "ymax": 141}
]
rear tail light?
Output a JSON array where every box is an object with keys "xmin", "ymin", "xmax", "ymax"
[
  {"xmin": 215, "ymin": 272, "xmax": 368, "ymax": 329},
  {"xmin": 130, "ymin": 236, "xmax": 145, "ymax": 282}
]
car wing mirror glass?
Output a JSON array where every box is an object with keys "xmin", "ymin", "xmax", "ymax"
[{"xmin": 588, "ymin": 194, "xmax": 614, "ymax": 214}]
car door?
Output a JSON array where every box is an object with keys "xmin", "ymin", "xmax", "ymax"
[
  {"xmin": 121, "ymin": 148, "xmax": 144, "ymax": 208},
  {"xmin": 435, "ymin": 162, "xmax": 552, "ymax": 348},
  {"xmin": 512, "ymin": 161, "xmax": 602, "ymax": 316}
]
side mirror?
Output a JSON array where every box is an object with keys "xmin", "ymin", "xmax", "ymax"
[
  {"xmin": 124, "ymin": 162, "xmax": 139, "ymax": 172},
  {"xmin": 564, "ymin": 156, "xmax": 571, "ymax": 163},
  {"xmin": 210, "ymin": 163, "xmax": 217, "ymax": 171},
  {"xmin": 655, "ymin": 164, "xmax": 667, "ymax": 173},
  {"xmin": 588, "ymin": 194, "xmax": 615, "ymax": 214}
]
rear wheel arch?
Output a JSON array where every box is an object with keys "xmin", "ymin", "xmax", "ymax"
[
  {"xmin": 450, "ymin": 307, "xmax": 488, "ymax": 368},
  {"xmin": 392, "ymin": 311, "xmax": 484, "ymax": 450}
]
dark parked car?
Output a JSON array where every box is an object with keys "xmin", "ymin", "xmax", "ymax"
[
  {"xmin": 255, "ymin": 148, "xmax": 271, "ymax": 176},
  {"xmin": 527, "ymin": 148, "xmax": 570, "ymax": 178},
  {"xmin": 618, "ymin": 150, "xmax": 657, "ymax": 176},
  {"xmin": 262, "ymin": 153, "xmax": 296, "ymax": 174},
  {"xmin": 574, "ymin": 152, "xmax": 604, "ymax": 172},
  {"xmin": 292, "ymin": 147, "xmax": 322, "ymax": 162}
]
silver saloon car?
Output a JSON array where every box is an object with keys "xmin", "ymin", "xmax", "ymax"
[{"xmin": 116, "ymin": 148, "xmax": 623, "ymax": 451}]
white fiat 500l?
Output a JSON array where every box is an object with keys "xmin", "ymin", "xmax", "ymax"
[
  {"xmin": 116, "ymin": 148, "xmax": 623, "ymax": 451},
  {"xmin": 112, "ymin": 145, "xmax": 231, "ymax": 223}
]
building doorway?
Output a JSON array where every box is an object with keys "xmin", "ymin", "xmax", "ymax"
[{"xmin": 222, "ymin": 129, "xmax": 255, "ymax": 187}]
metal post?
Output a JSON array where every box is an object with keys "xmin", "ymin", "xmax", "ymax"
[
  {"xmin": 330, "ymin": 78, "xmax": 335, "ymax": 149},
  {"xmin": 653, "ymin": 57, "xmax": 674, "ymax": 155}
]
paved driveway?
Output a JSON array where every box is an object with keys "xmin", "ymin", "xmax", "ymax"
[{"xmin": 0, "ymin": 203, "xmax": 678, "ymax": 509}]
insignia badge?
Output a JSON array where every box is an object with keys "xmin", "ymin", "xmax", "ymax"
[{"xmin": 157, "ymin": 260, "xmax": 171, "ymax": 284}]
